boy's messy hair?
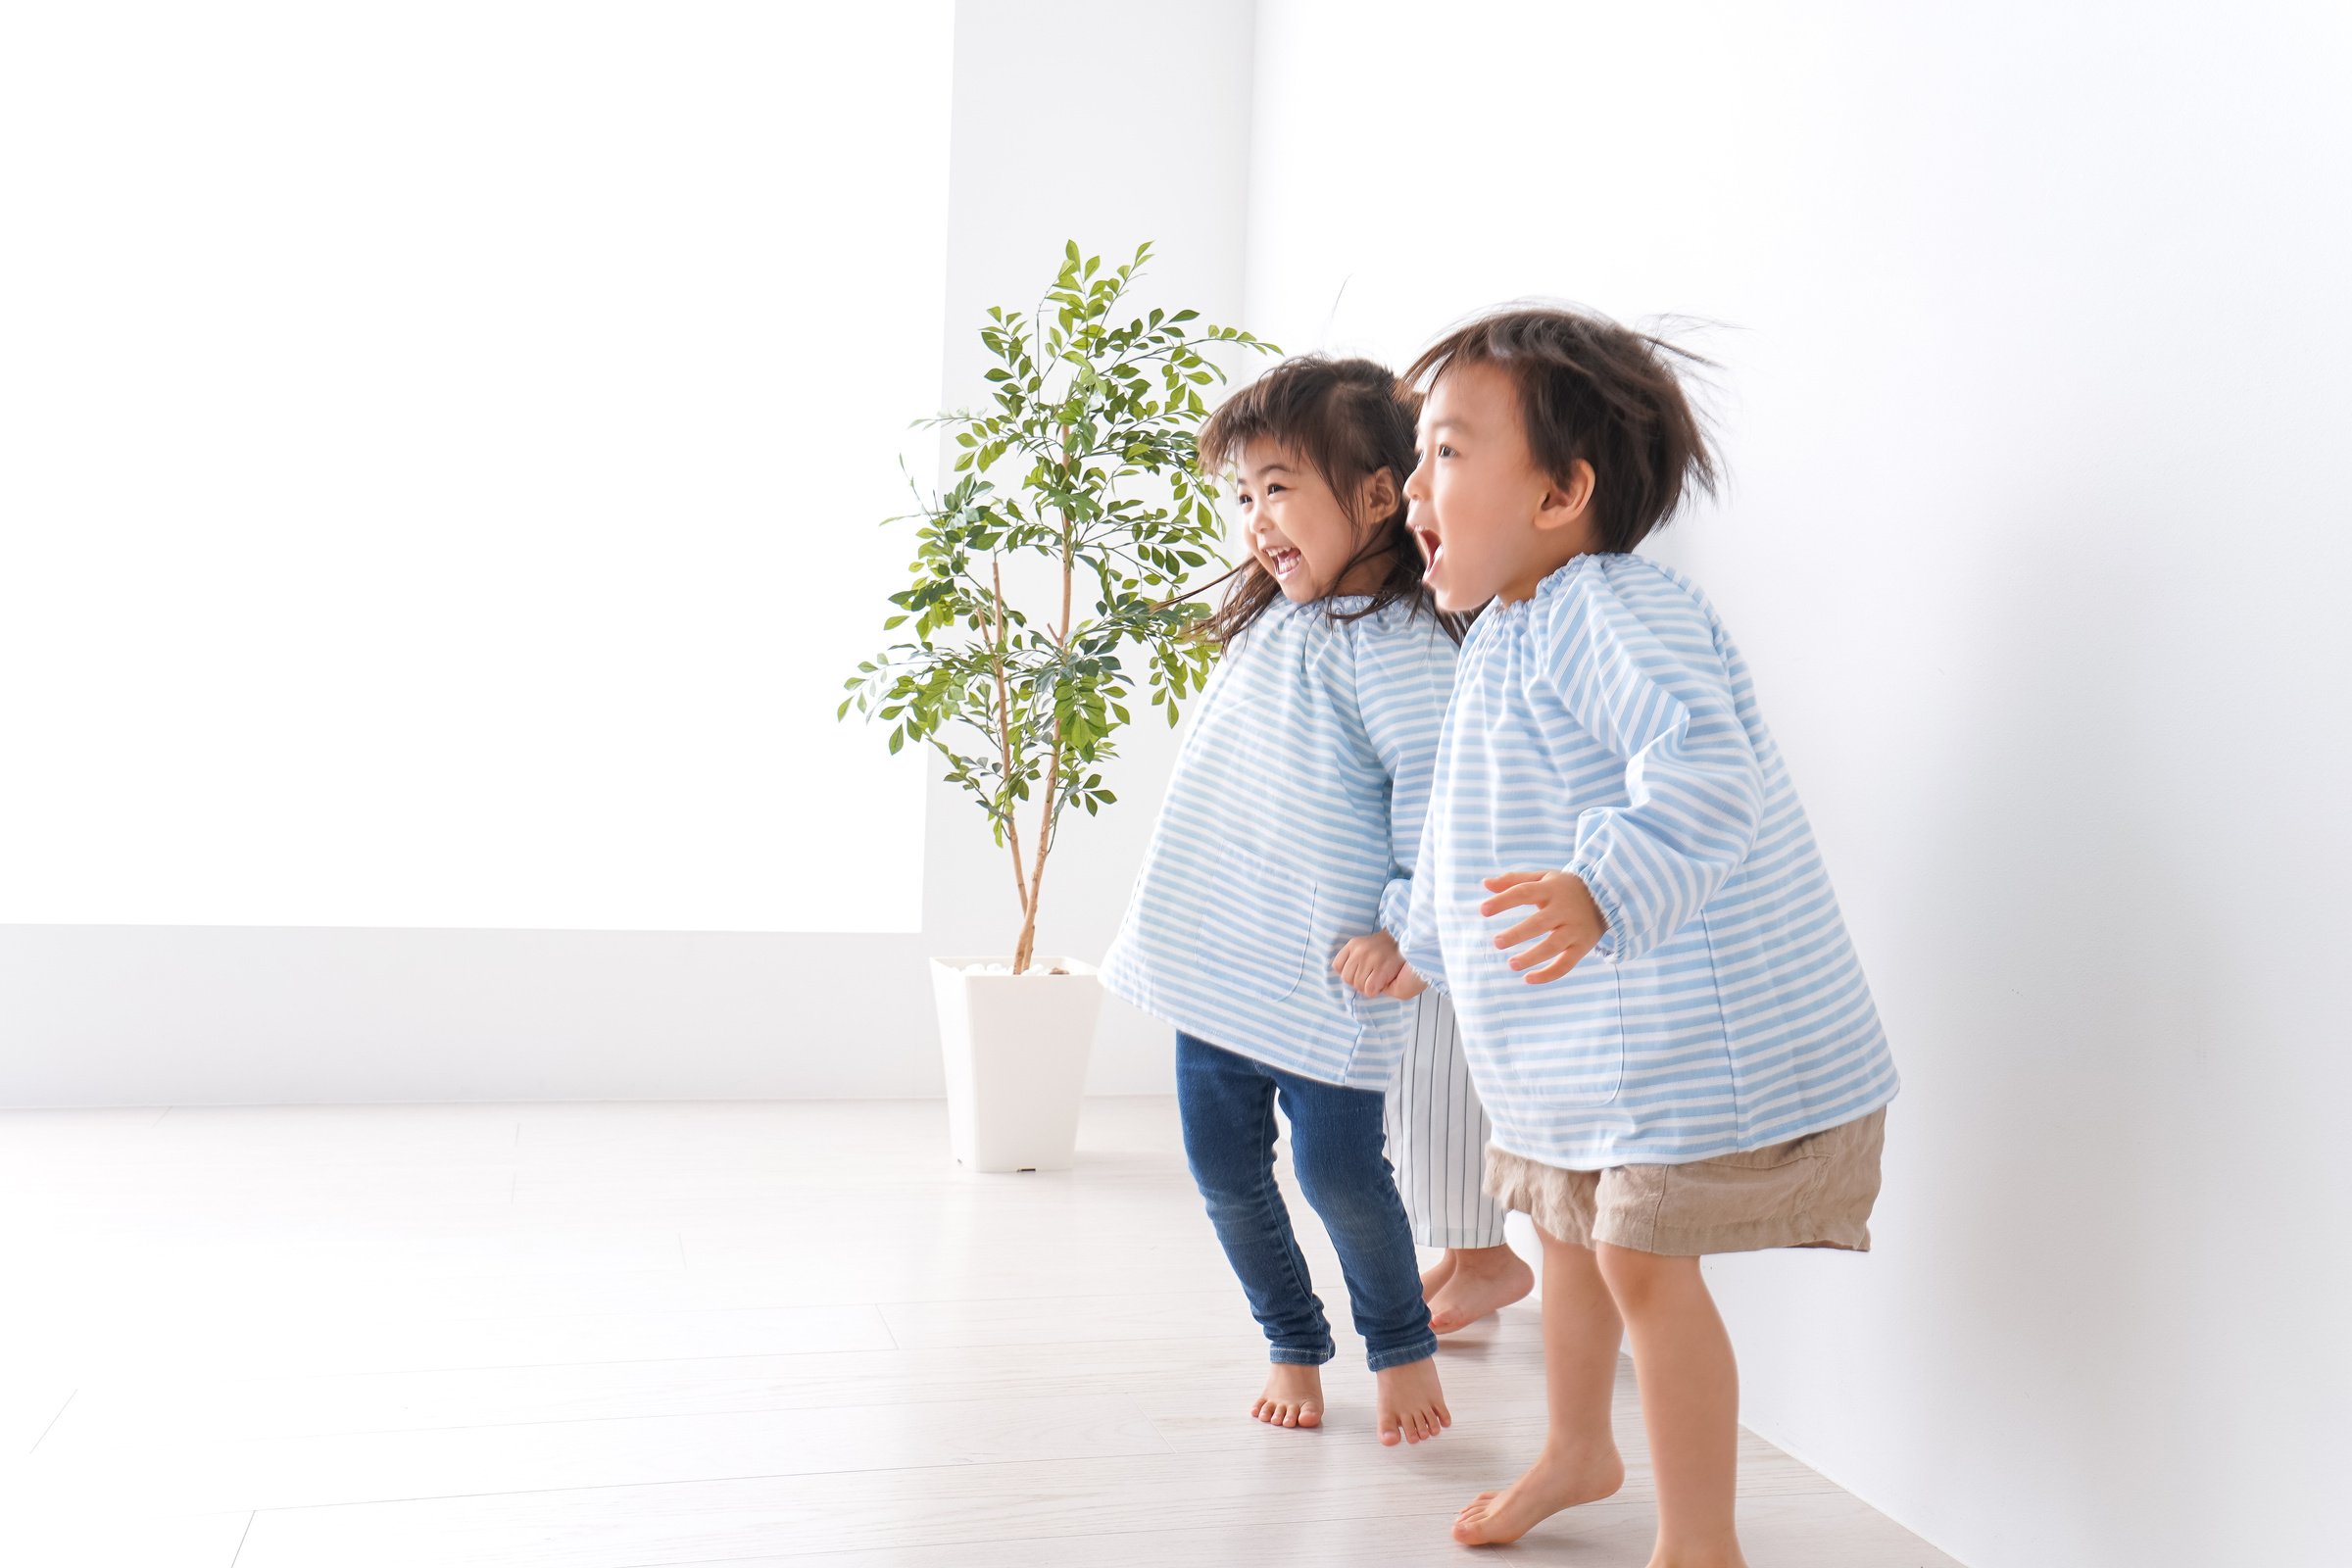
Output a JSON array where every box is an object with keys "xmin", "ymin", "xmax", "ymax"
[
  {"xmin": 1193, "ymin": 355, "xmax": 1464, "ymax": 647},
  {"xmin": 1403, "ymin": 306, "xmax": 1720, "ymax": 554}
]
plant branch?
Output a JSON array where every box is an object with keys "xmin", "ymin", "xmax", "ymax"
[{"xmin": 989, "ymin": 558, "xmax": 1030, "ymax": 919}]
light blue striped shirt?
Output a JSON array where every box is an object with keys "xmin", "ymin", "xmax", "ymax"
[
  {"xmin": 1396, "ymin": 553, "xmax": 1898, "ymax": 1168},
  {"xmin": 1102, "ymin": 597, "xmax": 1457, "ymax": 1089}
]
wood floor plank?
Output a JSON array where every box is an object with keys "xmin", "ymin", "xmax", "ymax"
[
  {"xmin": 876, "ymin": 1289, "xmax": 1256, "ymax": 1349},
  {"xmin": 33, "ymin": 1392, "xmax": 1171, "ymax": 1514},
  {"xmin": 638, "ymin": 1489, "xmax": 1965, "ymax": 1566},
  {"xmin": 226, "ymin": 1433, "xmax": 1867, "ymax": 1568},
  {"xmin": 13, "ymin": 1097, "xmax": 1960, "ymax": 1568}
]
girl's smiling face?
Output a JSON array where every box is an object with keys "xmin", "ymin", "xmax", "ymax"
[{"xmin": 1232, "ymin": 438, "xmax": 1396, "ymax": 603}]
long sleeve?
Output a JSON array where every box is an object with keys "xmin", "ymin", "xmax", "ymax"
[
  {"xmin": 1347, "ymin": 615, "xmax": 1456, "ymax": 958},
  {"xmin": 1392, "ymin": 849, "xmax": 1449, "ymax": 992},
  {"xmin": 1542, "ymin": 567, "xmax": 1764, "ymax": 964}
]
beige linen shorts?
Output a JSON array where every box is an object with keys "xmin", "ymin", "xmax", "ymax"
[{"xmin": 1484, "ymin": 1106, "xmax": 1887, "ymax": 1256}]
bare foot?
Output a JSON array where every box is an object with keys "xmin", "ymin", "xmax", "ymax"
[
  {"xmin": 1452, "ymin": 1442, "xmax": 1626, "ymax": 1545},
  {"xmin": 1427, "ymin": 1244, "xmax": 1534, "ymax": 1334},
  {"xmin": 1250, "ymin": 1363, "xmax": 1324, "ymax": 1429},
  {"xmin": 1420, "ymin": 1250, "xmax": 1457, "ymax": 1302},
  {"xmin": 1373, "ymin": 1355, "xmax": 1450, "ymax": 1446}
]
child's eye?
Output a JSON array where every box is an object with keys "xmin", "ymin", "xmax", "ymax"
[
  {"xmin": 1263, "ymin": 483, "xmax": 1285, "ymax": 496},
  {"xmin": 1437, "ymin": 444, "xmax": 1456, "ymax": 459}
]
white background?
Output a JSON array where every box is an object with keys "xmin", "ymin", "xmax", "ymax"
[
  {"xmin": 0, "ymin": 2, "xmax": 948, "ymax": 931},
  {"xmin": 1242, "ymin": 3, "xmax": 2350, "ymax": 1565}
]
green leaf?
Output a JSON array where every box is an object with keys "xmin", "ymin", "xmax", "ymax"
[{"xmin": 848, "ymin": 239, "xmax": 1254, "ymax": 944}]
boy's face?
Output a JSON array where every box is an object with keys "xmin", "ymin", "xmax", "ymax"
[
  {"xmin": 1232, "ymin": 438, "xmax": 1373, "ymax": 604},
  {"xmin": 1404, "ymin": 360, "xmax": 1592, "ymax": 612}
]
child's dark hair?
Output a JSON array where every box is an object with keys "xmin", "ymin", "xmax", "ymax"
[
  {"xmin": 1403, "ymin": 306, "xmax": 1720, "ymax": 554},
  {"xmin": 1194, "ymin": 355, "xmax": 1464, "ymax": 646}
]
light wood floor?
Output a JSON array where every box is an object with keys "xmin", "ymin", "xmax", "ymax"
[{"xmin": 0, "ymin": 1098, "xmax": 1960, "ymax": 1566}]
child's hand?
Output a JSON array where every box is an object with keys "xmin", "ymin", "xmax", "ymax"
[
  {"xmin": 1333, "ymin": 931, "xmax": 1407, "ymax": 998},
  {"xmin": 1385, "ymin": 965, "xmax": 1428, "ymax": 1001},
  {"xmin": 1481, "ymin": 870, "xmax": 1608, "ymax": 984}
]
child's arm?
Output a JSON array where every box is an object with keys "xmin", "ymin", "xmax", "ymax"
[
  {"xmin": 1344, "ymin": 622, "xmax": 1454, "ymax": 996},
  {"xmin": 1385, "ymin": 852, "xmax": 1444, "ymax": 998},
  {"xmin": 1497, "ymin": 568, "xmax": 1765, "ymax": 978}
]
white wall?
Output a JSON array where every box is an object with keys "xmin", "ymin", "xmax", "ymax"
[
  {"xmin": 0, "ymin": 0, "xmax": 1257, "ymax": 1105},
  {"xmin": 0, "ymin": 3, "xmax": 951, "ymax": 938},
  {"xmin": 1243, "ymin": 2, "xmax": 2352, "ymax": 1564}
]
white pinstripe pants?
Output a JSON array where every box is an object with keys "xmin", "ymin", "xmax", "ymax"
[{"xmin": 1384, "ymin": 991, "xmax": 1507, "ymax": 1250}]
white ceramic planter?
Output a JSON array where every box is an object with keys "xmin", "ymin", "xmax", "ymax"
[{"xmin": 929, "ymin": 955, "xmax": 1104, "ymax": 1172}]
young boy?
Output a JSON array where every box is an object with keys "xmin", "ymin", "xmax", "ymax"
[{"xmin": 1357, "ymin": 307, "xmax": 1898, "ymax": 1562}]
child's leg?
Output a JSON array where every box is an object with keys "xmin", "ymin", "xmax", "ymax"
[
  {"xmin": 1595, "ymin": 1245, "xmax": 1744, "ymax": 1568},
  {"xmin": 1386, "ymin": 994, "xmax": 1533, "ymax": 1331},
  {"xmin": 1274, "ymin": 1069, "xmax": 1448, "ymax": 1446},
  {"xmin": 1429, "ymin": 1244, "xmax": 1535, "ymax": 1333},
  {"xmin": 1452, "ymin": 1224, "xmax": 1627, "ymax": 1545},
  {"xmin": 1173, "ymin": 1033, "xmax": 1332, "ymax": 1427}
]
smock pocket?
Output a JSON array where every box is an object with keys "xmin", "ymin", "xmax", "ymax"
[{"xmin": 1194, "ymin": 844, "xmax": 1317, "ymax": 1004}]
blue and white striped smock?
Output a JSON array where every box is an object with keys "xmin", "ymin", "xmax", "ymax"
[
  {"xmin": 1102, "ymin": 596, "xmax": 1456, "ymax": 1089},
  {"xmin": 1396, "ymin": 553, "xmax": 1898, "ymax": 1169}
]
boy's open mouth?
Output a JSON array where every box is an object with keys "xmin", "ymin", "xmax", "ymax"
[
  {"xmin": 1413, "ymin": 526, "xmax": 1443, "ymax": 572},
  {"xmin": 1267, "ymin": 545, "xmax": 1303, "ymax": 579}
]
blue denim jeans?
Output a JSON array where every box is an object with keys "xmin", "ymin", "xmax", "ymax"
[{"xmin": 1175, "ymin": 1032, "xmax": 1437, "ymax": 1371}]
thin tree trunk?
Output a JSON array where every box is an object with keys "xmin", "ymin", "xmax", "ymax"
[
  {"xmin": 988, "ymin": 560, "xmax": 1032, "ymax": 936},
  {"xmin": 1012, "ymin": 482, "xmax": 1080, "ymax": 975}
]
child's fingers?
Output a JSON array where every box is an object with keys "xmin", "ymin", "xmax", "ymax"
[
  {"xmin": 1479, "ymin": 883, "xmax": 1550, "ymax": 918},
  {"xmin": 1482, "ymin": 870, "xmax": 1544, "ymax": 892},
  {"xmin": 1491, "ymin": 909, "xmax": 1557, "ymax": 951},
  {"xmin": 1368, "ymin": 954, "xmax": 1405, "ymax": 992},
  {"xmin": 1508, "ymin": 931, "xmax": 1577, "ymax": 971},
  {"xmin": 1524, "ymin": 945, "xmax": 1591, "ymax": 985}
]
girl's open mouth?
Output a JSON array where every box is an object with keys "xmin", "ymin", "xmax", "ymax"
[{"xmin": 1267, "ymin": 545, "xmax": 1303, "ymax": 578}]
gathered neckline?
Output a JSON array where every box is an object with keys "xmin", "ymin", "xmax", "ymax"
[{"xmin": 1486, "ymin": 552, "xmax": 1642, "ymax": 619}]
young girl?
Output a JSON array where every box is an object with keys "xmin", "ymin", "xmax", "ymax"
[
  {"xmin": 1101, "ymin": 356, "xmax": 1461, "ymax": 1445},
  {"xmin": 1360, "ymin": 306, "xmax": 1899, "ymax": 1561}
]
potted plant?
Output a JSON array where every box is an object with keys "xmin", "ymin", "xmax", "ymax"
[{"xmin": 841, "ymin": 240, "xmax": 1272, "ymax": 1171}]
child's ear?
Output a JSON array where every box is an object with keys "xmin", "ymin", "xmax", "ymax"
[
  {"xmin": 1533, "ymin": 459, "xmax": 1597, "ymax": 535},
  {"xmin": 1354, "ymin": 466, "xmax": 1399, "ymax": 526}
]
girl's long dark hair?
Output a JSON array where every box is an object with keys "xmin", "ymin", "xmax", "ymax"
[{"xmin": 1193, "ymin": 356, "xmax": 1468, "ymax": 647}]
